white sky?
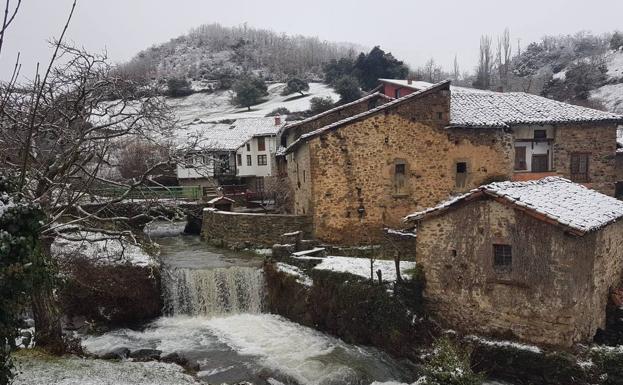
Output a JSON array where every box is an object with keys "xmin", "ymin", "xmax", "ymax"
[{"xmin": 2, "ymin": 0, "xmax": 623, "ymax": 80}]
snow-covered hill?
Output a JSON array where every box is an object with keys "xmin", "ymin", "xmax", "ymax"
[
  {"xmin": 168, "ymin": 82, "xmax": 339, "ymax": 125},
  {"xmin": 591, "ymin": 50, "xmax": 623, "ymax": 113}
]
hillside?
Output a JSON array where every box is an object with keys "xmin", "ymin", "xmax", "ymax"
[
  {"xmin": 509, "ymin": 32, "xmax": 623, "ymax": 113},
  {"xmin": 120, "ymin": 23, "xmax": 363, "ymax": 85}
]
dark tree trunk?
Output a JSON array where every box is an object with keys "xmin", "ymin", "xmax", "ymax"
[
  {"xmin": 31, "ymin": 237, "xmax": 65, "ymax": 354},
  {"xmin": 394, "ymin": 254, "xmax": 402, "ymax": 283}
]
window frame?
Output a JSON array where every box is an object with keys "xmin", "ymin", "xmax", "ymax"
[
  {"xmin": 533, "ymin": 129, "xmax": 547, "ymax": 140},
  {"xmin": 246, "ymin": 154, "xmax": 252, "ymax": 166},
  {"xmin": 236, "ymin": 154, "xmax": 242, "ymax": 166},
  {"xmin": 257, "ymin": 154, "xmax": 268, "ymax": 166},
  {"xmin": 246, "ymin": 143, "xmax": 251, "ymax": 151},
  {"xmin": 570, "ymin": 152, "xmax": 589, "ymax": 182},
  {"xmin": 514, "ymin": 146, "xmax": 527, "ymax": 171},
  {"xmin": 493, "ymin": 244, "xmax": 512, "ymax": 272},
  {"xmin": 392, "ymin": 160, "xmax": 408, "ymax": 196},
  {"xmin": 257, "ymin": 137, "xmax": 266, "ymax": 152}
]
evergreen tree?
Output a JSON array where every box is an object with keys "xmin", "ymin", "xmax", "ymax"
[
  {"xmin": 233, "ymin": 75, "xmax": 268, "ymax": 110},
  {"xmin": 166, "ymin": 77, "xmax": 193, "ymax": 97},
  {"xmin": 282, "ymin": 78, "xmax": 310, "ymax": 96},
  {"xmin": 334, "ymin": 76, "xmax": 362, "ymax": 103},
  {"xmin": 352, "ymin": 46, "xmax": 409, "ymax": 90},
  {"xmin": 309, "ymin": 96, "xmax": 335, "ymax": 114},
  {"xmin": 323, "ymin": 57, "xmax": 355, "ymax": 85}
]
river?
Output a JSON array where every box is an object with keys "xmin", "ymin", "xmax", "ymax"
[{"xmin": 81, "ymin": 223, "xmax": 418, "ymax": 385}]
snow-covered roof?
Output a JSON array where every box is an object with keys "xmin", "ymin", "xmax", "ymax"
[
  {"xmin": 176, "ymin": 116, "xmax": 288, "ymax": 151},
  {"xmin": 207, "ymin": 196, "xmax": 235, "ymax": 204},
  {"xmin": 283, "ymin": 81, "xmax": 451, "ymax": 154},
  {"xmin": 450, "ymin": 91, "xmax": 623, "ymax": 128},
  {"xmin": 380, "ymin": 78, "xmax": 623, "ymax": 128},
  {"xmin": 405, "ymin": 177, "xmax": 623, "ymax": 235}
]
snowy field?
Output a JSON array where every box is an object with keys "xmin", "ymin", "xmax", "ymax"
[
  {"xmin": 168, "ymin": 82, "xmax": 339, "ymax": 125},
  {"xmin": 13, "ymin": 351, "xmax": 202, "ymax": 385},
  {"xmin": 590, "ymin": 50, "xmax": 623, "ymax": 113}
]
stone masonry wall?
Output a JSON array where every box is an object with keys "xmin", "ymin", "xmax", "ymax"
[
  {"xmin": 283, "ymin": 94, "xmax": 389, "ymax": 147},
  {"xmin": 553, "ymin": 123, "xmax": 617, "ymax": 195},
  {"xmin": 201, "ymin": 209, "xmax": 312, "ymax": 247},
  {"xmin": 304, "ymin": 87, "xmax": 513, "ymax": 244},
  {"xmin": 416, "ymin": 198, "xmax": 612, "ymax": 347}
]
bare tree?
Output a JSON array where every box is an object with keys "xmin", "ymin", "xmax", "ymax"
[
  {"xmin": 474, "ymin": 35, "xmax": 494, "ymax": 90},
  {"xmin": 0, "ymin": 1, "xmax": 180, "ymax": 351},
  {"xmin": 496, "ymin": 28, "xmax": 512, "ymax": 90}
]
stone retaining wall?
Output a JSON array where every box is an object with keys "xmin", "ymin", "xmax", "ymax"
[{"xmin": 201, "ymin": 209, "xmax": 312, "ymax": 247}]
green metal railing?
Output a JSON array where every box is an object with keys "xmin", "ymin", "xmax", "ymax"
[{"xmin": 99, "ymin": 186, "xmax": 202, "ymax": 201}]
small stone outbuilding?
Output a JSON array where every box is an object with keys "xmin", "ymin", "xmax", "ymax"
[{"xmin": 406, "ymin": 177, "xmax": 623, "ymax": 347}]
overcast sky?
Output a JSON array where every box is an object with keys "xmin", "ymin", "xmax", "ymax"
[{"xmin": 2, "ymin": 0, "xmax": 623, "ymax": 80}]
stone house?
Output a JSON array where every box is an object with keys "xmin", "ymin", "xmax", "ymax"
[
  {"xmin": 280, "ymin": 79, "xmax": 622, "ymax": 244},
  {"xmin": 405, "ymin": 177, "xmax": 623, "ymax": 347}
]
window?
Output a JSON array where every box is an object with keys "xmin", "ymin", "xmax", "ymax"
[
  {"xmin": 257, "ymin": 137, "xmax": 266, "ymax": 152},
  {"xmin": 570, "ymin": 153, "xmax": 589, "ymax": 182},
  {"xmin": 246, "ymin": 143, "xmax": 250, "ymax": 151},
  {"xmin": 493, "ymin": 244, "xmax": 512, "ymax": 271},
  {"xmin": 514, "ymin": 147, "xmax": 527, "ymax": 170},
  {"xmin": 237, "ymin": 154, "xmax": 242, "ymax": 166},
  {"xmin": 533, "ymin": 129, "xmax": 547, "ymax": 140},
  {"xmin": 531, "ymin": 154, "xmax": 549, "ymax": 172},
  {"xmin": 246, "ymin": 155, "xmax": 252, "ymax": 166},
  {"xmin": 393, "ymin": 162, "xmax": 407, "ymax": 195},
  {"xmin": 455, "ymin": 162, "xmax": 467, "ymax": 188},
  {"xmin": 183, "ymin": 154, "xmax": 194, "ymax": 168},
  {"xmin": 257, "ymin": 155, "xmax": 267, "ymax": 166},
  {"xmin": 394, "ymin": 88, "xmax": 401, "ymax": 98}
]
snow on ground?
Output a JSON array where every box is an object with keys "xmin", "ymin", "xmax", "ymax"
[
  {"xmin": 13, "ymin": 351, "xmax": 201, "ymax": 385},
  {"xmin": 52, "ymin": 231, "xmax": 156, "ymax": 267},
  {"xmin": 275, "ymin": 262, "xmax": 313, "ymax": 286},
  {"xmin": 313, "ymin": 256, "xmax": 416, "ymax": 282},
  {"xmin": 591, "ymin": 82, "xmax": 623, "ymax": 113},
  {"xmin": 168, "ymin": 82, "xmax": 338, "ymax": 124},
  {"xmin": 465, "ymin": 335, "xmax": 542, "ymax": 354}
]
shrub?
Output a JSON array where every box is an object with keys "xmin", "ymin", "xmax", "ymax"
[
  {"xmin": 420, "ymin": 337, "xmax": 484, "ymax": 385},
  {"xmin": 334, "ymin": 75, "xmax": 362, "ymax": 103},
  {"xmin": 265, "ymin": 107, "xmax": 290, "ymax": 117},
  {"xmin": 232, "ymin": 75, "xmax": 268, "ymax": 111},
  {"xmin": 610, "ymin": 31, "xmax": 623, "ymax": 51},
  {"xmin": 309, "ymin": 96, "xmax": 334, "ymax": 115},
  {"xmin": 166, "ymin": 77, "xmax": 193, "ymax": 97},
  {"xmin": 281, "ymin": 78, "xmax": 309, "ymax": 96}
]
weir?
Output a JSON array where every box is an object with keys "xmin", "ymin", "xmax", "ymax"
[{"xmin": 163, "ymin": 266, "xmax": 265, "ymax": 316}]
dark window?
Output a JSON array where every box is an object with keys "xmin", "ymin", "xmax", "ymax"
[
  {"xmin": 570, "ymin": 153, "xmax": 589, "ymax": 182},
  {"xmin": 493, "ymin": 244, "xmax": 512, "ymax": 271},
  {"xmin": 437, "ymin": 112, "xmax": 443, "ymax": 120},
  {"xmin": 184, "ymin": 154, "xmax": 194, "ymax": 168},
  {"xmin": 246, "ymin": 155, "xmax": 252, "ymax": 166},
  {"xmin": 534, "ymin": 129, "xmax": 547, "ymax": 139},
  {"xmin": 257, "ymin": 137, "xmax": 266, "ymax": 152},
  {"xmin": 531, "ymin": 154, "xmax": 549, "ymax": 172},
  {"xmin": 237, "ymin": 154, "xmax": 242, "ymax": 166},
  {"xmin": 514, "ymin": 147, "xmax": 527, "ymax": 170},
  {"xmin": 455, "ymin": 162, "xmax": 468, "ymax": 188},
  {"xmin": 257, "ymin": 155, "xmax": 267, "ymax": 166},
  {"xmin": 246, "ymin": 143, "xmax": 250, "ymax": 151},
  {"xmin": 394, "ymin": 88, "xmax": 401, "ymax": 98},
  {"xmin": 393, "ymin": 162, "xmax": 407, "ymax": 195}
]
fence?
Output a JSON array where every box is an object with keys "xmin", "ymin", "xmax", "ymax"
[{"xmin": 99, "ymin": 186, "xmax": 202, "ymax": 201}]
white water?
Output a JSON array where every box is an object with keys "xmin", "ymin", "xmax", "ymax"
[
  {"xmin": 163, "ymin": 266, "xmax": 265, "ymax": 316},
  {"xmin": 81, "ymin": 228, "xmax": 416, "ymax": 384}
]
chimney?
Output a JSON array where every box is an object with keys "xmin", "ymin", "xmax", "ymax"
[
  {"xmin": 274, "ymin": 115, "xmax": 281, "ymax": 126},
  {"xmin": 407, "ymin": 78, "xmax": 413, "ymax": 85}
]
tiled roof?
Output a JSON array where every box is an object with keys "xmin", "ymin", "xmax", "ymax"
[
  {"xmin": 405, "ymin": 177, "xmax": 623, "ymax": 235},
  {"xmin": 176, "ymin": 117, "xmax": 288, "ymax": 151},
  {"xmin": 283, "ymin": 81, "xmax": 451, "ymax": 154},
  {"xmin": 380, "ymin": 78, "xmax": 623, "ymax": 128},
  {"xmin": 450, "ymin": 91, "xmax": 623, "ymax": 128}
]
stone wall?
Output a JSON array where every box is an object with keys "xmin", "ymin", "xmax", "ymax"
[
  {"xmin": 300, "ymin": 86, "xmax": 513, "ymax": 244},
  {"xmin": 553, "ymin": 123, "xmax": 617, "ymax": 195},
  {"xmin": 416, "ymin": 197, "xmax": 623, "ymax": 347},
  {"xmin": 283, "ymin": 94, "xmax": 389, "ymax": 147},
  {"xmin": 201, "ymin": 209, "xmax": 312, "ymax": 247}
]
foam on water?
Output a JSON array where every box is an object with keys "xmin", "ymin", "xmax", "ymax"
[{"xmin": 83, "ymin": 314, "xmax": 414, "ymax": 385}]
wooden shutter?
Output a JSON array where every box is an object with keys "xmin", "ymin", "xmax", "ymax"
[{"xmin": 514, "ymin": 147, "xmax": 527, "ymax": 170}]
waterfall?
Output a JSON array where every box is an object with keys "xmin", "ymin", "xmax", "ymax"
[{"xmin": 163, "ymin": 266, "xmax": 265, "ymax": 316}]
